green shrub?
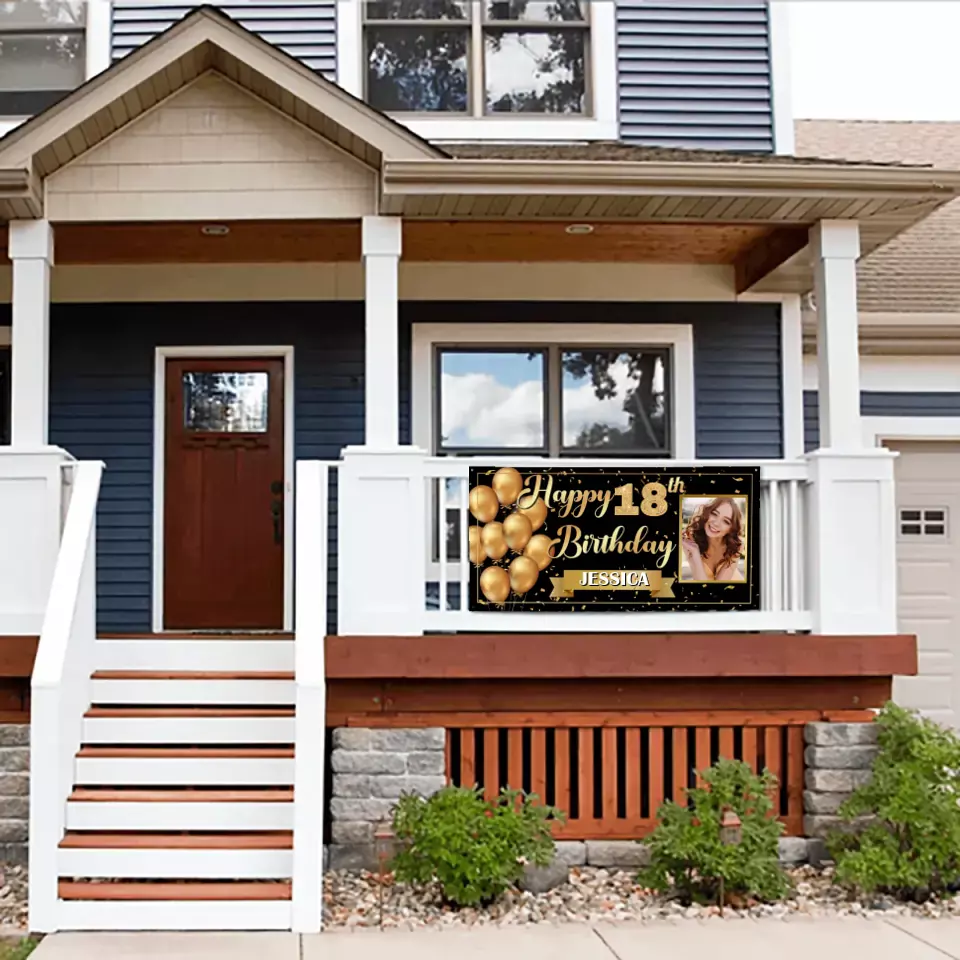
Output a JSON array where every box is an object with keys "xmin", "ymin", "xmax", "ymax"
[
  {"xmin": 0, "ymin": 939, "xmax": 39, "ymax": 960},
  {"xmin": 390, "ymin": 785, "xmax": 563, "ymax": 906},
  {"xmin": 640, "ymin": 757, "xmax": 788, "ymax": 905},
  {"xmin": 829, "ymin": 702, "xmax": 960, "ymax": 900}
]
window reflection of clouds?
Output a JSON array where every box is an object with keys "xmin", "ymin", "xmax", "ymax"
[
  {"xmin": 440, "ymin": 352, "xmax": 545, "ymax": 449},
  {"xmin": 485, "ymin": 32, "xmax": 585, "ymax": 113}
]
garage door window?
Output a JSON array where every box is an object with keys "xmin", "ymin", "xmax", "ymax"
[{"xmin": 899, "ymin": 507, "xmax": 948, "ymax": 539}]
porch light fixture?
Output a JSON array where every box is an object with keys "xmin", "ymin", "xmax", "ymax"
[
  {"xmin": 564, "ymin": 224, "xmax": 594, "ymax": 235},
  {"xmin": 200, "ymin": 224, "xmax": 230, "ymax": 237}
]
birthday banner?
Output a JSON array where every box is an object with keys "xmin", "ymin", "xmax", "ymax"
[{"xmin": 467, "ymin": 466, "xmax": 760, "ymax": 612}]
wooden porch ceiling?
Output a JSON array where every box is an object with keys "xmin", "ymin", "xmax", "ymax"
[{"xmin": 0, "ymin": 220, "xmax": 807, "ymax": 289}]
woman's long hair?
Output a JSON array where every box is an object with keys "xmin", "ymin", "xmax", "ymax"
[{"xmin": 683, "ymin": 497, "xmax": 743, "ymax": 573}]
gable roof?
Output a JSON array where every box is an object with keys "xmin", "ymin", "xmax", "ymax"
[
  {"xmin": 0, "ymin": 4, "xmax": 442, "ymax": 218},
  {"xmin": 796, "ymin": 120, "xmax": 960, "ymax": 314}
]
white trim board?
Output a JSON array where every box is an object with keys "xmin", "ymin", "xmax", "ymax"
[
  {"xmin": 411, "ymin": 322, "xmax": 696, "ymax": 459},
  {"xmin": 803, "ymin": 354, "xmax": 960, "ymax": 392},
  {"xmin": 864, "ymin": 418, "xmax": 960, "ymax": 446},
  {"xmin": 151, "ymin": 345, "xmax": 295, "ymax": 634},
  {"xmin": 336, "ymin": 0, "xmax": 617, "ymax": 142}
]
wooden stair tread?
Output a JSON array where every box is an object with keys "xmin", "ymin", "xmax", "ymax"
[
  {"xmin": 85, "ymin": 707, "xmax": 294, "ymax": 718},
  {"xmin": 98, "ymin": 633, "xmax": 294, "ymax": 640},
  {"xmin": 77, "ymin": 747, "xmax": 294, "ymax": 758},
  {"xmin": 92, "ymin": 671, "xmax": 295, "ymax": 680},
  {"xmin": 60, "ymin": 832, "xmax": 293, "ymax": 849},
  {"xmin": 58, "ymin": 881, "xmax": 292, "ymax": 901},
  {"xmin": 69, "ymin": 788, "xmax": 294, "ymax": 802}
]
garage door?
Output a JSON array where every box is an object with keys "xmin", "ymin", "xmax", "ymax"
[{"xmin": 890, "ymin": 441, "xmax": 960, "ymax": 729}]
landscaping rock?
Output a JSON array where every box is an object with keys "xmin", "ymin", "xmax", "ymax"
[
  {"xmin": 332, "ymin": 729, "xmax": 372, "ymax": 751},
  {"xmin": 369, "ymin": 775, "xmax": 446, "ymax": 799},
  {"xmin": 806, "ymin": 838, "xmax": 833, "ymax": 868},
  {"xmin": 554, "ymin": 841, "xmax": 587, "ymax": 866},
  {"xmin": 778, "ymin": 837, "xmax": 809, "ymax": 865},
  {"xmin": 331, "ymin": 821, "xmax": 375, "ymax": 845},
  {"xmin": 585, "ymin": 841, "xmax": 650, "ymax": 868},
  {"xmin": 803, "ymin": 814, "xmax": 874, "ymax": 839},
  {"xmin": 331, "ymin": 752, "xmax": 406, "ymax": 775},
  {"xmin": 328, "ymin": 843, "xmax": 378, "ymax": 872},
  {"xmin": 519, "ymin": 859, "xmax": 569, "ymax": 894}
]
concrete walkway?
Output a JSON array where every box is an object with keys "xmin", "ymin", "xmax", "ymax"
[{"xmin": 29, "ymin": 919, "xmax": 960, "ymax": 960}]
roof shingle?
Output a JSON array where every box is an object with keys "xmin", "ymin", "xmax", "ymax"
[{"xmin": 796, "ymin": 120, "xmax": 960, "ymax": 314}]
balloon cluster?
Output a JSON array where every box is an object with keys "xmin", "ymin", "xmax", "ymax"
[{"xmin": 469, "ymin": 467, "xmax": 552, "ymax": 605}]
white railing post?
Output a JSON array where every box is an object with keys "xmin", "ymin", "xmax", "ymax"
[
  {"xmin": 28, "ymin": 461, "xmax": 103, "ymax": 934},
  {"xmin": 0, "ymin": 449, "xmax": 74, "ymax": 636},
  {"xmin": 338, "ymin": 447, "xmax": 427, "ymax": 635},
  {"xmin": 806, "ymin": 450, "xmax": 898, "ymax": 635},
  {"xmin": 292, "ymin": 461, "xmax": 329, "ymax": 933}
]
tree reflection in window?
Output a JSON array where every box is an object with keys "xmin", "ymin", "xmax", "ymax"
[
  {"xmin": 183, "ymin": 372, "xmax": 269, "ymax": 434},
  {"xmin": 364, "ymin": 0, "xmax": 588, "ymax": 116},
  {"xmin": 0, "ymin": 1, "xmax": 85, "ymax": 95}
]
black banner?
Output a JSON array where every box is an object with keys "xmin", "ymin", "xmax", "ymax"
[{"xmin": 467, "ymin": 466, "xmax": 760, "ymax": 612}]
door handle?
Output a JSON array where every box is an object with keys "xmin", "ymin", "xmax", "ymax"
[{"xmin": 271, "ymin": 499, "xmax": 282, "ymax": 545}]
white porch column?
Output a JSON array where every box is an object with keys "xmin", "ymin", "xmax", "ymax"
[
  {"xmin": 810, "ymin": 220, "xmax": 861, "ymax": 451},
  {"xmin": 1, "ymin": 221, "xmax": 73, "ymax": 636},
  {"xmin": 361, "ymin": 216, "xmax": 401, "ymax": 448},
  {"xmin": 9, "ymin": 220, "xmax": 53, "ymax": 447},
  {"xmin": 338, "ymin": 216, "xmax": 426, "ymax": 635},
  {"xmin": 806, "ymin": 220, "xmax": 897, "ymax": 635}
]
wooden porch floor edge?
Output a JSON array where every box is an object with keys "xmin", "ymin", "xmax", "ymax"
[{"xmin": 325, "ymin": 633, "xmax": 918, "ymax": 680}]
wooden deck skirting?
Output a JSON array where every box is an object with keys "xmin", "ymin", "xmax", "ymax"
[{"xmin": 445, "ymin": 714, "xmax": 809, "ymax": 838}]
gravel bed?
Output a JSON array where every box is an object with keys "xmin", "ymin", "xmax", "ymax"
[
  {"xmin": 0, "ymin": 866, "xmax": 28, "ymax": 934},
  {"xmin": 322, "ymin": 866, "xmax": 960, "ymax": 929}
]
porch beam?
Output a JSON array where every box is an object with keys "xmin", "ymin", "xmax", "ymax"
[
  {"xmin": 810, "ymin": 220, "xmax": 861, "ymax": 451},
  {"xmin": 9, "ymin": 220, "xmax": 53, "ymax": 447},
  {"xmin": 361, "ymin": 216, "xmax": 402, "ymax": 448},
  {"xmin": 733, "ymin": 227, "xmax": 808, "ymax": 294}
]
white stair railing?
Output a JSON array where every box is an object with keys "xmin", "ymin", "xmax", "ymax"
[
  {"xmin": 292, "ymin": 461, "xmax": 331, "ymax": 933},
  {"xmin": 28, "ymin": 460, "xmax": 104, "ymax": 933}
]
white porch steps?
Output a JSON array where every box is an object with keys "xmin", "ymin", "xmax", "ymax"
[{"xmin": 55, "ymin": 635, "xmax": 298, "ymax": 931}]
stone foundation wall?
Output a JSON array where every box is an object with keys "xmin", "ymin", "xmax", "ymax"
[
  {"xmin": 329, "ymin": 727, "xmax": 446, "ymax": 870},
  {"xmin": 0, "ymin": 726, "xmax": 29, "ymax": 865},
  {"xmin": 803, "ymin": 720, "xmax": 877, "ymax": 862}
]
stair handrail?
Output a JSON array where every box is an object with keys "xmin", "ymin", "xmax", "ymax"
[
  {"xmin": 292, "ymin": 460, "xmax": 330, "ymax": 933},
  {"xmin": 29, "ymin": 460, "xmax": 104, "ymax": 933}
]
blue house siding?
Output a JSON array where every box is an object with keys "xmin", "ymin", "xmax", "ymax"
[
  {"xmin": 45, "ymin": 300, "xmax": 779, "ymax": 632},
  {"xmin": 616, "ymin": 0, "xmax": 775, "ymax": 151},
  {"xmin": 110, "ymin": 2, "xmax": 338, "ymax": 77},
  {"xmin": 803, "ymin": 390, "xmax": 960, "ymax": 450},
  {"xmin": 49, "ymin": 303, "xmax": 363, "ymax": 633}
]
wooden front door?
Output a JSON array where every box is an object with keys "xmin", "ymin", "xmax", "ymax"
[{"xmin": 163, "ymin": 357, "xmax": 285, "ymax": 630}]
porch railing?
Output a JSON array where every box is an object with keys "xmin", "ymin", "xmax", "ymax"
[
  {"xmin": 29, "ymin": 460, "xmax": 104, "ymax": 933},
  {"xmin": 422, "ymin": 458, "xmax": 811, "ymax": 633}
]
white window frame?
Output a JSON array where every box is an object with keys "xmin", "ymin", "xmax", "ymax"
[
  {"xmin": 411, "ymin": 322, "xmax": 696, "ymax": 458},
  {"xmin": 151, "ymin": 345, "xmax": 296, "ymax": 634},
  {"xmin": 0, "ymin": 0, "xmax": 111, "ymax": 136},
  {"xmin": 337, "ymin": 0, "xmax": 617, "ymax": 141}
]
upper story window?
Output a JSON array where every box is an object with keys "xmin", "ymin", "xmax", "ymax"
[
  {"xmin": 364, "ymin": 0, "xmax": 589, "ymax": 117},
  {"xmin": 0, "ymin": 0, "xmax": 86, "ymax": 117}
]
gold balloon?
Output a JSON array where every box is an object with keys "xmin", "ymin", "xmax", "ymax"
[
  {"xmin": 479, "ymin": 565, "xmax": 510, "ymax": 605},
  {"xmin": 509, "ymin": 555, "xmax": 540, "ymax": 595},
  {"xmin": 524, "ymin": 533, "xmax": 554, "ymax": 572},
  {"xmin": 492, "ymin": 467, "xmax": 524, "ymax": 507},
  {"xmin": 469, "ymin": 484, "xmax": 499, "ymax": 523},
  {"xmin": 467, "ymin": 526, "xmax": 485, "ymax": 566},
  {"xmin": 519, "ymin": 496, "xmax": 548, "ymax": 532},
  {"xmin": 481, "ymin": 521, "xmax": 508, "ymax": 560},
  {"xmin": 502, "ymin": 512, "xmax": 533, "ymax": 552}
]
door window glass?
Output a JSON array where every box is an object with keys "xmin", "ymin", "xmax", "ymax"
[{"xmin": 183, "ymin": 371, "xmax": 269, "ymax": 433}]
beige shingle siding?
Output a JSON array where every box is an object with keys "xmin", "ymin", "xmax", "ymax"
[
  {"xmin": 796, "ymin": 120, "xmax": 960, "ymax": 314},
  {"xmin": 46, "ymin": 73, "xmax": 377, "ymax": 221}
]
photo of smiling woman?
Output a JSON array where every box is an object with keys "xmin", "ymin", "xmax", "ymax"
[{"xmin": 679, "ymin": 496, "xmax": 747, "ymax": 582}]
